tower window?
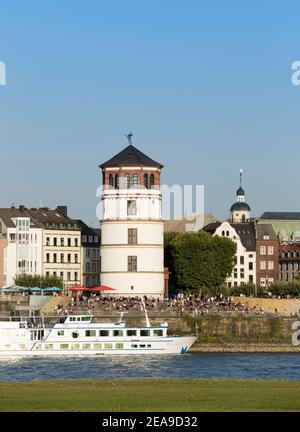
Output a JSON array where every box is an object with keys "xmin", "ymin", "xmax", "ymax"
[
  {"xmin": 124, "ymin": 174, "xmax": 130, "ymax": 189},
  {"xmin": 128, "ymin": 256, "xmax": 137, "ymax": 272},
  {"xmin": 127, "ymin": 200, "xmax": 137, "ymax": 216},
  {"xmin": 115, "ymin": 174, "xmax": 120, "ymax": 189},
  {"xmin": 132, "ymin": 174, "xmax": 139, "ymax": 188},
  {"xmin": 128, "ymin": 228, "xmax": 137, "ymax": 244},
  {"xmin": 109, "ymin": 174, "xmax": 114, "ymax": 188},
  {"xmin": 150, "ymin": 174, "xmax": 155, "ymax": 189},
  {"xmin": 144, "ymin": 174, "xmax": 149, "ymax": 189}
]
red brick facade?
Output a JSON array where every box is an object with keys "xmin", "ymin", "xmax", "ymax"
[
  {"xmin": 103, "ymin": 167, "xmax": 161, "ymax": 189},
  {"xmin": 256, "ymin": 239, "xmax": 279, "ymax": 286}
]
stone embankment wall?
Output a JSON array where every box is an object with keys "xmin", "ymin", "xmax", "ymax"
[{"xmin": 232, "ymin": 296, "xmax": 300, "ymax": 316}]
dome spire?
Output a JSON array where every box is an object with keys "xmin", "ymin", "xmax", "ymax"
[{"xmin": 240, "ymin": 168, "xmax": 243, "ymax": 187}]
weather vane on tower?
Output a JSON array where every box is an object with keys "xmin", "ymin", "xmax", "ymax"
[{"xmin": 125, "ymin": 132, "xmax": 133, "ymax": 145}]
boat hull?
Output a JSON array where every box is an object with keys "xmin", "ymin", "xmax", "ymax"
[{"xmin": 0, "ymin": 336, "xmax": 197, "ymax": 357}]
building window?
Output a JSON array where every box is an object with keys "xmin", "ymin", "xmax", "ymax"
[
  {"xmin": 128, "ymin": 256, "xmax": 137, "ymax": 272},
  {"xmin": 128, "ymin": 228, "xmax": 137, "ymax": 244},
  {"xmin": 61, "ymin": 238, "xmax": 64, "ymax": 247},
  {"xmin": 249, "ymin": 262, "xmax": 253, "ymax": 271},
  {"xmin": 268, "ymin": 261, "xmax": 274, "ymax": 270},
  {"xmin": 53, "ymin": 253, "xmax": 57, "ymax": 263},
  {"xmin": 75, "ymin": 238, "xmax": 78, "ymax": 247},
  {"xmin": 68, "ymin": 254, "xmax": 71, "ymax": 263},
  {"xmin": 82, "ymin": 235, "xmax": 87, "ymax": 243},
  {"xmin": 74, "ymin": 272, "xmax": 78, "ymax": 281},
  {"xmin": 109, "ymin": 174, "xmax": 114, "ymax": 187},
  {"xmin": 240, "ymin": 256, "xmax": 244, "ymax": 265},
  {"xmin": 268, "ymin": 246, "xmax": 274, "ymax": 255},
  {"xmin": 46, "ymin": 253, "xmax": 50, "ymax": 263},
  {"xmin": 75, "ymin": 254, "xmax": 78, "ymax": 263},
  {"xmin": 46, "ymin": 237, "xmax": 50, "ymax": 246},
  {"xmin": 61, "ymin": 254, "xmax": 64, "ymax": 263},
  {"xmin": 67, "ymin": 272, "xmax": 71, "ymax": 281},
  {"xmin": 260, "ymin": 246, "xmax": 266, "ymax": 255},
  {"xmin": 260, "ymin": 261, "xmax": 266, "ymax": 270},
  {"xmin": 53, "ymin": 238, "xmax": 57, "ymax": 247},
  {"xmin": 127, "ymin": 200, "xmax": 137, "ymax": 216}
]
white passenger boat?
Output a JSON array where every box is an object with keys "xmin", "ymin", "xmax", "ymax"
[{"xmin": 0, "ymin": 311, "xmax": 197, "ymax": 356}]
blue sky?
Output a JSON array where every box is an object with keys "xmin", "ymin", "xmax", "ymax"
[{"xmin": 0, "ymin": 0, "xmax": 299, "ymax": 224}]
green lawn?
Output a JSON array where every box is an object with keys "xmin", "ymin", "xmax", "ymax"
[{"xmin": 0, "ymin": 379, "xmax": 300, "ymax": 412}]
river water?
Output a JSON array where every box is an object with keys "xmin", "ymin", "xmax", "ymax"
[{"xmin": 1, "ymin": 353, "xmax": 300, "ymax": 382}]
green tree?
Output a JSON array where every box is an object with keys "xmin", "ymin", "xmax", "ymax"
[
  {"xmin": 169, "ymin": 232, "xmax": 236, "ymax": 295},
  {"xmin": 14, "ymin": 274, "xmax": 63, "ymax": 289}
]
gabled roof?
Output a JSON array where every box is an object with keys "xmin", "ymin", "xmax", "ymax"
[
  {"xmin": 203, "ymin": 221, "xmax": 256, "ymax": 251},
  {"xmin": 99, "ymin": 144, "xmax": 163, "ymax": 169},
  {"xmin": 260, "ymin": 212, "xmax": 300, "ymax": 221}
]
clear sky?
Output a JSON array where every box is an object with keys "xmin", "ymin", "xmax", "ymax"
[{"xmin": 0, "ymin": 0, "xmax": 299, "ymax": 225}]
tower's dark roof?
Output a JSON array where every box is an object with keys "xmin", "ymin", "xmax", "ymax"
[
  {"xmin": 230, "ymin": 202, "xmax": 251, "ymax": 212},
  {"xmin": 236, "ymin": 187, "xmax": 245, "ymax": 196},
  {"xmin": 99, "ymin": 145, "xmax": 163, "ymax": 169}
]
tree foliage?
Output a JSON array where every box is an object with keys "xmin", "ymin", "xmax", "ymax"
[
  {"xmin": 167, "ymin": 231, "xmax": 236, "ymax": 293},
  {"xmin": 14, "ymin": 274, "xmax": 64, "ymax": 289}
]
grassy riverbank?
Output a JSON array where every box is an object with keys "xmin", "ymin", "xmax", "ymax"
[{"xmin": 1, "ymin": 379, "xmax": 300, "ymax": 412}]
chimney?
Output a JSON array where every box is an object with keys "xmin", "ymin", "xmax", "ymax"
[
  {"xmin": 56, "ymin": 206, "xmax": 68, "ymax": 217},
  {"xmin": 19, "ymin": 205, "xmax": 26, "ymax": 212}
]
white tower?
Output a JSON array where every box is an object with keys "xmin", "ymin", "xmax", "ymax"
[{"xmin": 99, "ymin": 135, "xmax": 165, "ymax": 297}]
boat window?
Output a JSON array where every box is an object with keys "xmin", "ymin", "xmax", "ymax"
[
  {"xmin": 30, "ymin": 330, "xmax": 37, "ymax": 341},
  {"xmin": 94, "ymin": 344, "xmax": 102, "ymax": 349},
  {"xmin": 82, "ymin": 317, "xmax": 91, "ymax": 322},
  {"xmin": 70, "ymin": 317, "xmax": 76, "ymax": 322},
  {"xmin": 58, "ymin": 330, "xmax": 64, "ymax": 336},
  {"xmin": 127, "ymin": 330, "xmax": 137, "ymax": 337},
  {"xmin": 36, "ymin": 344, "xmax": 42, "ymax": 350},
  {"xmin": 45, "ymin": 344, "xmax": 53, "ymax": 350},
  {"xmin": 82, "ymin": 344, "xmax": 91, "ymax": 349},
  {"xmin": 72, "ymin": 332, "xmax": 79, "ymax": 339},
  {"xmin": 113, "ymin": 330, "xmax": 123, "ymax": 337},
  {"xmin": 131, "ymin": 344, "xmax": 138, "ymax": 348},
  {"xmin": 77, "ymin": 317, "xmax": 81, "ymax": 322},
  {"xmin": 153, "ymin": 330, "xmax": 163, "ymax": 337},
  {"xmin": 60, "ymin": 344, "xmax": 69, "ymax": 350},
  {"xmin": 140, "ymin": 330, "xmax": 150, "ymax": 337},
  {"xmin": 139, "ymin": 344, "xmax": 146, "ymax": 348},
  {"xmin": 147, "ymin": 345, "xmax": 152, "ymax": 348},
  {"xmin": 85, "ymin": 330, "xmax": 96, "ymax": 337},
  {"xmin": 115, "ymin": 343, "xmax": 124, "ymax": 349},
  {"xmin": 71, "ymin": 344, "xmax": 80, "ymax": 350},
  {"xmin": 99, "ymin": 330, "xmax": 109, "ymax": 337},
  {"xmin": 104, "ymin": 343, "xmax": 113, "ymax": 349}
]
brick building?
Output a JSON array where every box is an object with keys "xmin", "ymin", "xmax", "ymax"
[
  {"xmin": 255, "ymin": 224, "xmax": 279, "ymax": 286},
  {"xmin": 279, "ymin": 243, "xmax": 300, "ymax": 281}
]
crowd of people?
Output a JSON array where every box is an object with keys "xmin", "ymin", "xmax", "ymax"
[{"xmin": 55, "ymin": 293, "xmax": 266, "ymax": 317}]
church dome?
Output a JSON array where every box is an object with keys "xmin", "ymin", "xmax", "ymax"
[{"xmin": 230, "ymin": 202, "xmax": 251, "ymax": 212}]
